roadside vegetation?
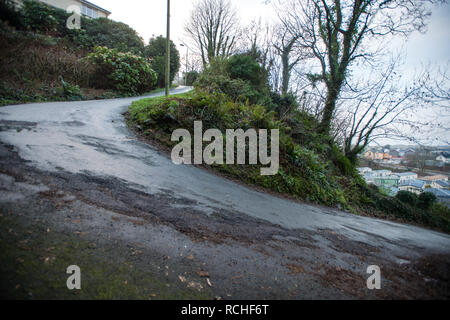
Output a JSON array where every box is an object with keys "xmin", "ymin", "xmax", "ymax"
[
  {"xmin": 0, "ymin": 0, "xmax": 179, "ymax": 106},
  {"xmin": 128, "ymin": 53, "xmax": 450, "ymax": 233}
]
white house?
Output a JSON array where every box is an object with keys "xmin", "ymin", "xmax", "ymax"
[
  {"xmin": 436, "ymin": 155, "xmax": 450, "ymax": 164},
  {"xmin": 13, "ymin": 0, "xmax": 111, "ymax": 18},
  {"xmin": 372, "ymin": 170, "xmax": 392, "ymax": 177},
  {"xmin": 396, "ymin": 172, "xmax": 418, "ymax": 183},
  {"xmin": 421, "ymin": 175, "xmax": 448, "ymax": 182},
  {"xmin": 398, "ymin": 180, "xmax": 427, "ymax": 195}
]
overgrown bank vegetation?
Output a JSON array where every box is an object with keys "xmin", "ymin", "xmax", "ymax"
[
  {"xmin": 0, "ymin": 0, "xmax": 179, "ymax": 105},
  {"xmin": 128, "ymin": 54, "xmax": 450, "ymax": 233}
]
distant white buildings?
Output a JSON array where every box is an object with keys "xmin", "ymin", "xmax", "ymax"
[
  {"xmin": 436, "ymin": 155, "xmax": 450, "ymax": 164},
  {"xmin": 421, "ymin": 175, "xmax": 448, "ymax": 182},
  {"xmin": 358, "ymin": 167, "xmax": 449, "ymax": 199},
  {"xmin": 371, "ymin": 170, "xmax": 391, "ymax": 177},
  {"xmin": 396, "ymin": 172, "xmax": 418, "ymax": 183},
  {"xmin": 427, "ymin": 188, "xmax": 450, "ymax": 206},
  {"xmin": 398, "ymin": 180, "xmax": 428, "ymax": 195}
]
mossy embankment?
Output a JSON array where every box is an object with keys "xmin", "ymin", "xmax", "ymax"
[{"xmin": 127, "ymin": 91, "xmax": 450, "ymax": 233}]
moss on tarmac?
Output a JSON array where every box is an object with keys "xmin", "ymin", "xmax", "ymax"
[{"xmin": 0, "ymin": 212, "xmax": 212, "ymax": 300}]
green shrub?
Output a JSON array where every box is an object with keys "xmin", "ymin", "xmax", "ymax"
[
  {"xmin": 268, "ymin": 92, "xmax": 299, "ymax": 118},
  {"xmin": 184, "ymin": 71, "xmax": 199, "ymax": 86},
  {"xmin": 143, "ymin": 36, "xmax": 180, "ymax": 88},
  {"xmin": 75, "ymin": 17, "xmax": 144, "ymax": 54},
  {"xmin": 60, "ymin": 78, "xmax": 82, "ymax": 100},
  {"xmin": 227, "ymin": 54, "xmax": 265, "ymax": 88},
  {"xmin": 396, "ymin": 191, "xmax": 418, "ymax": 206},
  {"xmin": 331, "ymin": 145, "xmax": 354, "ymax": 176},
  {"xmin": 87, "ymin": 46, "xmax": 157, "ymax": 94},
  {"xmin": 427, "ymin": 202, "xmax": 450, "ymax": 232},
  {"xmin": 22, "ymin": 0, "xmax": 59, "ymax": 33},
  {"xmin": 0, "ymin": 0, "xmax": 25, "ymax": 29},
  {"xmin": 195, "ymin": 56, "xmax": 271, "ymax": 106},
  {"xmin": 418, "ymin": 192, "xmax": 437, "ymax": 210},
  {"xmin": 377, "ymin": 196, "xmax": 416, "ymax": 220}
]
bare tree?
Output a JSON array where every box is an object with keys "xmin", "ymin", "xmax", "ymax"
[
  {"xmin": 339, "ymin": 55, "xmax": 448, "ymax": 165},
  {"xmin": 277, "ymin": 0, "xmax": 443, "ymax": 134},
  {"xmin": 241, "ymin": 19, "xmax": 275, "ymax": 74},
  {"xmin": 272, "ymin": 25, "xmax": 307, "ymax": 95},
  {"xmin": 419, "ymin": 65, "xmax": 450, "ymax": 105},
  {"xmin": 185, "ymin": 0, "xmax": 240, "ymax": 67}
]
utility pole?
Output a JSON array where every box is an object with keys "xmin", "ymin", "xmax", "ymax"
[{"xmin": 165, "ymin": 0, "xmax": 171, "ymax": 97}]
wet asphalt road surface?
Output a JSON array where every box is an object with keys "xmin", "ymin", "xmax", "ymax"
[{"xmin": 0, "ymin": 87, "xmax": 449, "ymax": 299}]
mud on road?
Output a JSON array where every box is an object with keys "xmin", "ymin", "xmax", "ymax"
[{"xmin": 0, "ymin": 142, "xmax": 449, "ymax": 299}]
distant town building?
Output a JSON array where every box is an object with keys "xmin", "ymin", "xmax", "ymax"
[
  {"xmin": 436, "ymin": 155, "xmax": 450, "ymax": 164},
  {"xmin": 421, "ymin": 175, "xmax": 448, "ymax": 182},
  {"xmin": 398, "ymin": 180, "xmax": 427, "ymax": 194},
  {"xmin": 372, "ymin": 170, "xmax": 392, "ymax": 177},
  {"xmin": 358, "ymin": 165, "xmax": 449, "ymax": 198},
  {"xmin": 372, "ymin": 176, "xmax": 399, "ymax": 188},
  {"xmin": 396, "ymin": 172, "xmax": 418, "ymax": 183},
  {"xmin": 434, "ymin": 180, "xmax": 450, "ymax": 189},
  {"xmin": 426, "ymin": 188, "xmax": 450, "ymax": 207}
]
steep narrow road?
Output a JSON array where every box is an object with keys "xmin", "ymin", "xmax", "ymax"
[{"xmin": 0, "ymin": 87, "xmax": 449, "ymax": 299}]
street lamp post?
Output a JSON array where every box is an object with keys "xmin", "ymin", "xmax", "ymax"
[
  {"xmin": 180, "ymin": 43, "xmax": 189, "ymax": 86},
  {"xmin": 165, "ymin": 0, "xmax": 170, "ymax": 97}
]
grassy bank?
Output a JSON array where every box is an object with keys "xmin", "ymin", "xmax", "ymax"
[
  {"xmin": 0, "ymin": 30, "xmax": 118, "ymax": 106},
  {"xmin": 128, "ymin": 91, "xmax": 450, "ymax": 233}
]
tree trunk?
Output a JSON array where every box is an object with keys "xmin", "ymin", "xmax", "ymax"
[
  {"xmin": 319, "ymin": 86, "xmax": 339, "ymax": 135},
  {"xmin": 281, "ymin": 54, "xmax": 290, "ymax": 95}
]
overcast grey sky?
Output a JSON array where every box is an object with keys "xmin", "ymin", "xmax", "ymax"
[
  {"xmin": 92, "ymin": 0, "xmax": 449, "ymax": 68},
  {"xmin": 91, "ymin": 0, "xmax": 449, "ymax": 146}
]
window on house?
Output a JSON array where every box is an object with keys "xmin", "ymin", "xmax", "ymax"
[{"xmin": 82, "ymin": 5, "xmax": 98, "ymax": 18}]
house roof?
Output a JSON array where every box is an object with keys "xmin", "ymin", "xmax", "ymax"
[
  {"xmin": 81, "ymin": 0, "xmax": 111, "ymax": 14},
  {"xmin": 427, "ymin": 188, "xmax": 450, "ymax": 198},
  {"xmin": 399, "ymin": 179, "xmax": 426, "ymax": 189},
  {"xmin": 421, "ymin": 175, "xmax": 448, "ymax": 181},
  {"xmin": 435, "ymin": 180, "xmax": 450, "ymax": 188},
  {"xmin": 373, "ymin": 170, "xmax": 391, "ymax": 174},
  {"xmin": 396, "ymin": 172, "xmax": 417, "ymax": 177}
]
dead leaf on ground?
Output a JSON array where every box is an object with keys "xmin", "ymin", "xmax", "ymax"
[{"xmin": 197, "ymin": 270, "xmax": 209, "ymax": 277}]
